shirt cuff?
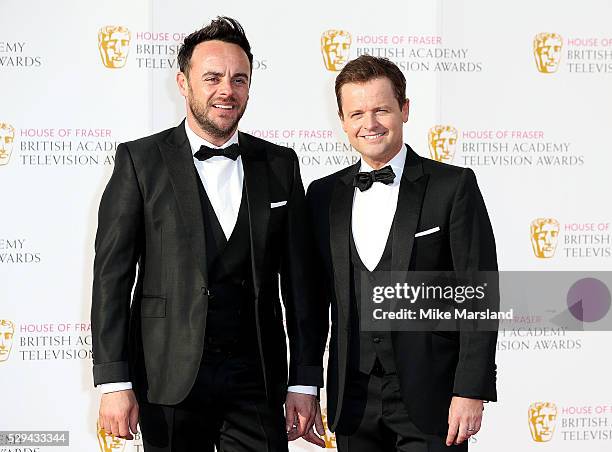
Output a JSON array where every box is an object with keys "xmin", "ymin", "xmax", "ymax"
[
  {"xmin": 287, "ymin": 385, "xmax": 318, "ymax": 396},
  {"xmin": 99, "ymin": 382, "xmax": 133, "ymax": 394}
]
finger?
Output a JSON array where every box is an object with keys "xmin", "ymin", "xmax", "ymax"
[
  {"xmin": 304, "ymin": 409, "xmax": 315, "ymax": 432},
  {"xmin": 315, "ymin": 410, "xmax": 325, "ymax": 436},
  {"xmin": 297, "ymin": 412, "xmax": 309, "ymax": 437},
  {"xmin": 118, "ymin": 416, "xmax": 132, "ymax": 439},
  {"xmin": 285, "ymin": 404, "xmax": 295, "ymax": 433},
  {"xmin": 455, "ymin": 420, "xmax": 469, "ymax": 445},
  {"xmin": 287, "ymin": 418, "xmax": 300, "ymax": 442},
  {"xmin": 103, "ymin": 418, "xmax": 112, "ymax": 437},
  {"xmin": 470, "ymin": 417, "xmax": 482, "ymax": 436},
  {"xmin": 110, "ymin": 418, "xmax": 121, "ymax": 438},
  {"xmin": 129, "ymin": 404, "xmax": 139, "ymax": 435},
  {"xmin": 446, "ymin": 419, "xmax": 459, "ymax": 446},
  {"xmin": 287, "ymin": 411, "xmax": 300, "ymax": 441},
  {"xmin": 303, "ymin": 429, "xmax": 326, "ymax": 448}
]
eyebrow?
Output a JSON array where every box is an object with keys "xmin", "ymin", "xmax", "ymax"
[
  {"xmin": 201, "ymin": 71, "xmax": 224, "ymax": 79},
  {"xmin": 347, "ymin": 104, "xmax": 393, "ymax": 115},
  {"xmin": 201, "ymin": 71, "xmax": 249, "ymax": 80}
]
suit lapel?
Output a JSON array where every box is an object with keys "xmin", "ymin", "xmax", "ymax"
[
  {"xmin": 329, "ymin": 162, "xmax": 360, "ymax": 325},
  {"xmin": 391, "ymin": 145, "xmax": 429, "ymax": 271},
  {"xmin": 239, "ymin": 132, "xmax": 270, "ymax": 300},
  {"xmin": 158, "ymin": 121, "xmax": 208, "ymax": 289}
]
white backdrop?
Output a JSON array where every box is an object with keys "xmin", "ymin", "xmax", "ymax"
[{"xmin": 1, "ymin": 0, "xmax": 611, "ymax": 450}]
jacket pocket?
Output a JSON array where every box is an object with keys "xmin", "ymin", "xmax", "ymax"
[{"xmin": 141, "ymin": 296, "xmax": 166, "ymax": 318}]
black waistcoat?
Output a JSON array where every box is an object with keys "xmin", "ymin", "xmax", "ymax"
[
  {"xmin": 349, "ymin": 225, "xmax": 397, "ymax": 375},
  {"xmin": 195, "ymin": 171, "xmax": 256, "ymax": 348}
]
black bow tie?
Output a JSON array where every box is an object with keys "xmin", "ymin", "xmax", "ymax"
[
  {"xmin": 194, "ymin": 143, "xmax": 240, "ymax": 161},
  {"xmin": 353, "ymin": 166, "xmax": 396, "ymax": 192}
]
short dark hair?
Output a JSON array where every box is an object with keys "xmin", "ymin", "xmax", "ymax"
[
  {"xmin": 177, "ymin": 16, "xmax": 253, "ymax": 77},
  {"xmin": 335, "ymin": 55, "xmax": 406, "ymax": 118}
]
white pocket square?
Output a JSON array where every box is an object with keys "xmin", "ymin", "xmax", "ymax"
[
  {"xmin": 414, "ymin": 226, "xmax": 440, "ymax": 238},
  {"xmin": 270, "ymin": 201, "xmax": 287, "ymax": 208}
]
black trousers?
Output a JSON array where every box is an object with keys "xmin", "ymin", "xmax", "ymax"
[
  {"xmin": 138, "ymin": 350, "xmax": 288, "ymax": 452},
  {"xmin": 335, "ymin": 369, "xmax": 468, "ymax": 452}
]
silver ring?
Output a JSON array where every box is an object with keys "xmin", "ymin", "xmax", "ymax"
[{"xmin": 467, "ymin": 428, "xmax": 475, "ymax": 432}]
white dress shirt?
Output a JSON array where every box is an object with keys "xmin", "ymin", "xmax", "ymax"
[
  {"xmin": 352, "ymin": 145, "xmax": 407, "ymax": 271},
  {"xmin": 100, "ymin": 121, "xmax": 316, "ymax": 396}
]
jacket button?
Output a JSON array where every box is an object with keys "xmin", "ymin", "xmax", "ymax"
[{"xmin": 373, "ymin": 337, "xmax": 382, "ymax": 344}]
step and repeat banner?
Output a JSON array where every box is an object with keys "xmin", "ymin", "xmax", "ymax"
[{"xmin": 1, "ymin": 0, "xmax": 611, "ymax": 450}]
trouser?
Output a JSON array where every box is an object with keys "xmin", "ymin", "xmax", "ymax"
[
  {"xmin": 336, "ymin": 366, "xmax": 468, "ymax": 452},
  {"xmin": 138, "ymin": 350, "xmax": 288, "ymax": 452}
]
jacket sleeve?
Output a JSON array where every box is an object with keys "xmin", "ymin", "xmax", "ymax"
[
  {"xmin": 91, "ymin": 143, "xmax": 143, "ymax": 386},
  {"xmin": 279, "ymin": 150, "xmax": 325, "ymax": 387},
  {"xmin": 448, "ymin": 168, "xmax": 498, "ymax": 401}
]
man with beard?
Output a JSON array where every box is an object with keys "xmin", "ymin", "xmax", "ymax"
[{"xmin": 91, "ymin": 17, "xmax": 324, "ymax": 451}]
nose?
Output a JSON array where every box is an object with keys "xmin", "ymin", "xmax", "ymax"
[
  {"xmin": 218, "ymin": 77, "xmax": 235, "ymax": 98},
  {"xmin": 363, "ymin": 112, "xmax": 379, "ymax": 131}
]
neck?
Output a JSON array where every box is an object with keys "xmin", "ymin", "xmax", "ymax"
[
  {"xmin": 362, "ymin": 144, "xmax": 402, "ymax": 170},
  {"xmin": 186, "ymin": 115, "xmax": 235, "ymax": 147}
]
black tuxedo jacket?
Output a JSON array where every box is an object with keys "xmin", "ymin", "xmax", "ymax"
[
  {"xmin": 306, "ymin": 146, "xmax": 498, "ymax": 436},
  {"xmin": 91, "ymin": 121, "xmax": 323, "ymax": 404}
]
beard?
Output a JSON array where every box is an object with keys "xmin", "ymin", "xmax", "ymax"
[{"xmin": 187, "ymin": 87, "xmax": 247, "ymax": 140}]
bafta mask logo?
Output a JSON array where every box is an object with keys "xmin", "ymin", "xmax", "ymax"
[
  {"xmin": 428, "ymin": 125, "xmax": 458, "ymax": 163},
  {"xmin": 528, "ymin": 402, "xmax": 557, "ymax": 442},
  {"xmin": 530, "ymin": 218, "xmax": 560, "ymax": 258},
  {"xmin": 0, "ymin": 123, "xmax": 15, "ymax": 166},
  {"xmin": 0, "ymin": 320, "xmax": 15, "ymax": 362},
  {"xmin": 98, "ymin": 26, "xmax": 131, "ymax": 69},
  {"xmin": 321, "ymin": 30, "xmax": 352, "ymax": 71},
  {"xmin": 533, "ymin": 33, "xmax": 563, "ymax": 74},
  {"xmin": 97, "ymin": 422, "xmax": 126, "ymax": 452},
  {"xmin": 321, "ymin": 408, "xmax": 337, "ymax": 448}
]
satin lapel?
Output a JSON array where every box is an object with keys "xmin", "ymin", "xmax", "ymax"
[
  {"xmin": 391, "ymin": 145, "xmax": 429, "ymax": 271},
  {"xmin": 239, "ymin": 133, "xmax": 270, "ymax": 300},
  {"xmin": 158, "ymin": 122, "xmax": 208, "ymax": 288},
  {"xmin": 329, "ymin": 163, "xmax": 360, "ymax": 325}
]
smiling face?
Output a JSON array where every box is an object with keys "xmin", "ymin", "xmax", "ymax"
[
  {"xmin": 339, "ymin": 77, "xmax": 408, "ymax": 168},
  {"xmin": 177, "ymin": 40, "xmax": 250, "ymax": 145}
]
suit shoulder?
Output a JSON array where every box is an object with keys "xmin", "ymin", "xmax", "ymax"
[
  {"xmin": 421, "ymin": 156, "xmax": 473, "ymax": 183},
  {"xmin": 307, "ymin": 165, "xmax": 354, "ymax": 197}
]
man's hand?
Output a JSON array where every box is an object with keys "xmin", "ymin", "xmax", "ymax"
[
  {"xmin": 285, "ymin": 393, "xmax": 324, "ymax": 446},
  {"xmin": 99, "ymin": 389, "xmax": 139, "ymax": 440},
  {"xmin": 446, "ymin": 396, "xmax": 483, "ymax": 446},
  {"xmin": 302, "ymin": 400, "xmax": 326, "ymax": 447}
]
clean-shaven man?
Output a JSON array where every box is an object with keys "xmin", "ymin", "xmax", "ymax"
[
  {"xmin": 307, "ymin": 55, "xmax": 498, "ymax": 451},
  {"xmin": 91, "ymin": 17, "xmax": 324, "ymax": 451}
]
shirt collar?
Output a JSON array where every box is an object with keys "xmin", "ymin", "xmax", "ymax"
[
  {"xmin": 184, "ymin": 120, "xmax": 239, "ymax": 156},
  {"xmin": 359, "ymin": 144, "xmax": 407, "ymax": 183}
]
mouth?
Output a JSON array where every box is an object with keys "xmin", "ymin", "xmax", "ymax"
[
  {"xmin": 360, "ymin": 132, "xmax": 387, "ymax": 141},
  {"xmin": 212, "ymin": 104, "xmax": 236, "ymax": 111}
]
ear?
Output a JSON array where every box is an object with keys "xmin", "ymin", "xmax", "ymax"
[
  {"xmin": 339, "ymin": 110, "xmax": 349, "ymax": 134},
  {"xmin": 176, "ymin": 72, "xmax": 189, "ymax": 98},
  {"xmin": 402, "ymin": 98, "xmax": 409, "ymax": 123}
]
